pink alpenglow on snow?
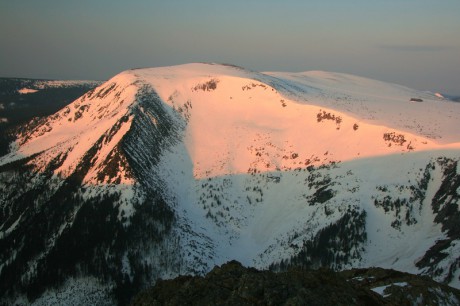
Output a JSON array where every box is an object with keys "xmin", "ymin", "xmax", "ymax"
[{"xmin": 2, "ymin": 63, "xmax": 459, "ymax": 184}]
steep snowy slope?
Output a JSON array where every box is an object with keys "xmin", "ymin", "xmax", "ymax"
[
  {"xmin": 0, "ymin": 77, "xmax": 102, "ymax": 156},
  {"xmin": 0, "ymin": 63, "xmax": 459, "ymax": 305}
]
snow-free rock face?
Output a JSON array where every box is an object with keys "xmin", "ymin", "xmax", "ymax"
[
  {"xmin": 1, "ymin": 63, "xmax": 460, "ymax": 305},
  {"xmin": 131, "ymin": 261, "xmax": 460, "ymax": 306}
]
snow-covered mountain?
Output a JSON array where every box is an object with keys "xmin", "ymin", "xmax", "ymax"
[{"xmin": 1, "ymin": 63, "xmax": 459, "ymax": 305}]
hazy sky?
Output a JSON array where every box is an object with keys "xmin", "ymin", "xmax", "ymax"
[{"xmin": 1, "ymin": 0, "xmax": 459, "ymax": 94}]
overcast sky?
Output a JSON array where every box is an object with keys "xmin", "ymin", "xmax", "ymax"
[{"xmin": 1, "ymin": 0, "xmax": 459, "ymax": 94}]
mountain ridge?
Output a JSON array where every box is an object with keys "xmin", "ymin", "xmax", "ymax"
[{"xmin": 131, "ymin": 260, "xmax": 460, "ymax": 306}]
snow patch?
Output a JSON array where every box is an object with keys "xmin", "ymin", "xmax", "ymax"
[
  {"xmin": 0, "ymin": 212, "xmax": 23, "ymax": 239},
  {"xmin": 432, "ymin": 240, "xmax": 460, "ymax": 287},
  {"xmin": 429, "ymin": 287, "xmax": 460, "ymax": 306},
  {"xmin": 18, "ymin": 88, "xmax": 38, "ymax": 94},
  {"xmin": 371, "ymin": 282, "xmax": 409, "ymax": 297},
  {"xmin": 27, "ymin": 276, "xmax": 114, "ymax": 306},
  {"xmin": 117, "ymin": 184, "xmax": 138, "ymax": 224},
  {"xmin": 435, "ymin": 93, "xmax": 445, "ymax": 99},
  {"xmin": 450, "ymin": 267, "xmax": 460, "ymax": 291}
]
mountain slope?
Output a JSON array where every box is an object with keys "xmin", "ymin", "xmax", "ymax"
[
  {"xmin": 0, "ymin": 63, "xmax": 459, "ymax": 305},
  {"xmin": 0, "ymin": 77, "xmax": 102, "ymax": 155}
]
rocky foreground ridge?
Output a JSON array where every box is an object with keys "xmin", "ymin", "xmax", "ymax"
[{"xmin": 131, "ymin": 261, "xmax": 460, "ymax": 305}]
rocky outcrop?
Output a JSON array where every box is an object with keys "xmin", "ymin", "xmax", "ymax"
[{"xmin": 131, "ymin": 261, "xmax": 460, "ymax": 305}]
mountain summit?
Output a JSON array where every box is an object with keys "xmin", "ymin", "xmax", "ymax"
[{"xmin": 1, "ymin": 63, "xmax": 459, "ymax": 305}]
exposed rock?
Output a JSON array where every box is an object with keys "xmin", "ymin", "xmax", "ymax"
[
  {"xmin": 131, "ymin": 261, "xmax": 460, "ymax": 305},
  {"xmin": 342, "ymin": 268, "xmax": 460, "ymax": 305}
]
